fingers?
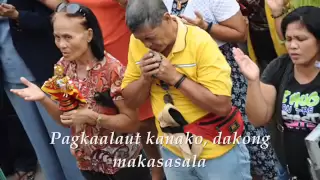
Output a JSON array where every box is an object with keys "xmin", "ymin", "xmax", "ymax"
[
  {"xmin": 144, "ymin": 68, "xmax": 159, "ymax": 77},
  {"xmin": 62, "ymin": 110, "xmax": 77, "ymax": 116},
  {"xmin": 180, "ymin": 18, "xmax": 192, "ymax": 25},
  {"xmin": 232, "ymin": 47, "xmax": 244, "ymax": 56},
  {"xmin": 0, "ymin": 6, "xmax": 5, "ymax": 15},
  {"xmin": 232, "ymin": 47, "xmax": 249, "ymax": 65},
  {"xmin": 180, "ymin": 15, "xmax": 197, "ymax": 25},
  {"xmin": 1, "ymin": 3, "xmax": 15, "ymax": 9},
  {"xmin": 141, "ymin": 56, "xmax": 159, "ymax": 67},
  {"xmin": 20, "ymin": 77, "xmax": 32, "ymax": 87},
  {"xmin": 140, "ymin": 52, "xmax": 162, "ymax": 74},
  {"xmin": 232, "ymin": 48, "xmax": 243, "ymax": 60},
  {"xmin": 142, "ymin": 61, "xmax": 160, "ymax": 73},
  {"xmin": 61, "ymin": 119, "xmax": 73, "ymax": 126},
  {"xmin": 140, "ymin": 52, "xmax": 154, "ymax": 62},
  {"xmin": 194, "ymin": 11, "xmax": 203, "ymax": 20},
  {"xmin": 60, "ymin": 114, "xmax": 72, "ymax": 122},
  {"xmin": 10, "ymin": 89, "xmax": 28, "ymax": 98}
]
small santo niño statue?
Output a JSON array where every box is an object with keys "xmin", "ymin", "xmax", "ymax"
[{"xmin": 41, "ymin": 64, "xmax": 87, "ymax": 112}]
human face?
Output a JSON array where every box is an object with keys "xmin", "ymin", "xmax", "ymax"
[
  {"xmin": 285, "ymin": 21, "xmax": 320, "ymax": 66},
  {"xmin": 53, "ymin": 13, "xmax": 93, "ymax": 61},
  {"xmin": 133, "ymin": 13, "xmax": 174, "ymax": 53}
]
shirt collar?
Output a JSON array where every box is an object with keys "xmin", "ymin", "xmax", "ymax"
[
  {"xmin": 70, "ymin": 52, "xmax": 107, "ymax": 71},
  {"xmin": 171, "ymin": 16, "xmax": 188, "ymax": 53}
]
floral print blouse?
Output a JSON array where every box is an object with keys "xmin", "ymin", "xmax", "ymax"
[{"xmin": 57, "ymin": 53, "xmax": 142, "ymax": 174}]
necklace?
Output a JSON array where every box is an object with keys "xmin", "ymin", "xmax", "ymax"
[{"xmin": 176, "ymin": 0, "xmax": 188, "ymax": 10}]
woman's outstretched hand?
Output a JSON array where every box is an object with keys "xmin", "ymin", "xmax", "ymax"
[
  {"xmin": 10, "ymin": 77, "xmax": 46, "ymax": 101},
  {"xmin": 232, "ymin": 47, "xmax": 260, "ymax": 82}
]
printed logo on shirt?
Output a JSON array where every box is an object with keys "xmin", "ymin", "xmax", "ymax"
[{"xmin": 281, "ymin": 90, "xmax": 320, "ymax": 130}]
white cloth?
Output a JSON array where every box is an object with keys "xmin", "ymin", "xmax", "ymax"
[{"xmin": 163, "ymin": 0, "xmax": 240, "ymax": 47}]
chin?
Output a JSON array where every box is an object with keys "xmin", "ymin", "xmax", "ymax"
[
  {"xmin": 62, "ymin": 55, "xmax": 73, "ymax": 61},
  {"xmin": 292, "ymin": 59, "xmax": 310, "ymax": 66}
]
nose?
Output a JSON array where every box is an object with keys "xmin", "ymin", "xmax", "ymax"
[
  {"xmin": 57, "ymin": 39, "xmax": 68, "ymax": 49},
  {"xmin": 289, "ymin": 40, "xmax": 299, "ymax": 49}
]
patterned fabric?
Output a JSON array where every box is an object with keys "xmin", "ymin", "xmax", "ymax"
[
  {"xmin": 219, "ymin": 43, "xmax": 279, "ymax": 180},
  {"xmin": 177, "ymin": 0, "xmax": 240, "ymax": 47},
  {"xmin": 171, "ymin": 1, "xmax": 188, "ymax": 15},
  {"xmin": 170, "ymin": 1, "xmax": 280, "ymax": 178},
  {"xmin": 57, "ymin": 53, "xmax": 142, "ymax": 175}
]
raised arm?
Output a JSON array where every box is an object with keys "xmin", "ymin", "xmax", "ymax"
[
  {"xmin": 246, "ymin": 80, "xmax": 277, "ymax": 126},
  {"xmin": 266, "ymin": 0, "xmax": 288, "ymax": 40},
  {"xmin": 233, "ymin": 48, "xmax": 279, "ymax": 126}
]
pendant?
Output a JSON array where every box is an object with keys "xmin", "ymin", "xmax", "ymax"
[{"xmin": 177, "ymin": 1, "xmax": 182, "ymax": 10}]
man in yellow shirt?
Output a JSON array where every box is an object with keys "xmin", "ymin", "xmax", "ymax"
[{"xmin": 121, "ymin": 0, "xmax": 251, "ymax": 179}]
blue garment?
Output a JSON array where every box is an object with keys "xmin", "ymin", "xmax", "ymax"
[
  {"xmin": 159, "ymin": 143, "xmax": 252, "ymax": 180},
  {"xmin": 0, "ymin": 19, "xmax": 34, "ymax": 83},
  {"xmin": 0, "ymin": 19, "xmax": 84, "ymax": 180}
]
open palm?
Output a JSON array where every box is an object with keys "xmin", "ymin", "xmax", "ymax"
[
  {"xmin": 266, "ymin": 0, "xmax": 287, "ymax": 13},
  {"xmin": 232, "ymin": 48, "xmax": 260, "ymax": 81},
  {"xmin": 10, "ymin": 77, "xmax": 46, "ymax": 101}
]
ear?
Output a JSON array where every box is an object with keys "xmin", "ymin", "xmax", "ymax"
[
  {"xmin": 163, "ymin": 12, "xmax": 172, "ymax": 23},
  {"xmin": 87, "ymin": 28, "xmax": 93, "ymax": 43}
]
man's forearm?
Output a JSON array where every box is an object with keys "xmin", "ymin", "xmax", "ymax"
[
  {"xmin": 178, "ymin": 78, "xmax": 232, "ymax": 116},
  {"xmin": 122, "ymin": 77, "xmax": 152, "ymax": 109}
]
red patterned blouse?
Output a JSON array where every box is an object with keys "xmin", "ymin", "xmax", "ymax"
[{"xmin": 57, "ymin": 53, "xmax": 142, "ymax": 174}]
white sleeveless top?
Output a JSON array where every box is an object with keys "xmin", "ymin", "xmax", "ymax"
[{"xmin": 163, "ymin": 0, "xmax": 240, "ymax": 47}]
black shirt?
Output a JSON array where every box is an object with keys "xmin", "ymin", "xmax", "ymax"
[{"xmin": 261, "ymin": 57, "xmax": 320, "ymax": 180}]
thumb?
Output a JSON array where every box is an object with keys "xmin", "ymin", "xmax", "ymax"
[
  {"xmin": 1, "ymin": 3, "xmax": 14, "ymax": 9},
  {"xmin": 194, "ymin": 11, "xmax": 203, "ymax": 20},
  {"xmin": 20, "ymin": 77, "xmax": 32, "ymax": 87}
]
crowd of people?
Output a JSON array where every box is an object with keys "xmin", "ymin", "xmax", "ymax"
[{"xmin": 0, "ymin": 0, "xmax": 320, "ymax": 180}]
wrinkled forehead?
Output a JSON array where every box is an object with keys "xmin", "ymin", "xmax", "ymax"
[
  {"xmin": 133, "ymin": 24, "xmax": 161, "ymax": 39},
  {"xmin": 52, "ymin": 13, "xmax": 87, "ymax": 33}
]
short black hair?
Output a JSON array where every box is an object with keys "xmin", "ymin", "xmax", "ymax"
[
  {"xmin": 53, "ymin": 3, "xmax": 105, "ymax": 61},
  {"xmin": 281, "ymin": 6, "xmax": 320, "ymax": 40},
  {"xmin": 125, "ymin": 0, "xmax": 168, "ymax": 33}
]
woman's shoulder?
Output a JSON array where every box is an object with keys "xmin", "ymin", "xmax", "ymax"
[
  {"xmin": 103, "ymin": 52, "xmax": 126, "ymax": 76},
  {"xmin": 105, "ymin": 52, "xmax": 125, "ymax": 68},
  {"xmin": 261, "ymin": 54, "xmax": 292, "ymax": 86},
  {"xmin": 266, "ymin": 54, "xmax": 292, "ymax": 71}
]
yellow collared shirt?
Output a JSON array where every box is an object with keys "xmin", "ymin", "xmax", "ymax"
[{"xmin": 121, "ymin": 18, "xmax": 235, "ymax": 160}]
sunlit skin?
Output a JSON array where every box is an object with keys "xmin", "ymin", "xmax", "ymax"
[{"xmin": 52, "ymin": 13, "xmax": 94, "ymax": 63}]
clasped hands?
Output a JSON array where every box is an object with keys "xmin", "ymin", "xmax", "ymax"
[
  {"xmin": 0, "ymin": 3, "xmax": 19, "ymax": 19},
  {"xmin": 140, "ymin": 51, "xmax": 183, "ymax": 86},
  {"xmin": 60, "ymin": 107, "xmax": 97, "ymax": 126}
]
